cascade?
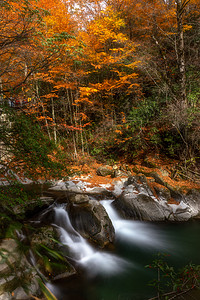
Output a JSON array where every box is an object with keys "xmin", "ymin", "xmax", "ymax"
[
  {"xmin": 100, "ymin": 200, "xmax": 169, "ymax": 249},
  {"xmin": 53, "ymin": 205, "xmax": 130, "ymax": 277},
  {"xmin": 40, "ymin": 197, "xmax": 200, "ymax": 300}
]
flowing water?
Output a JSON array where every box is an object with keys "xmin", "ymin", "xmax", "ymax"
[
  {"xmin": 49, "ymin": 200, "xmax": 200, "ymax": 300},
  {"xmin": 53, "ymin": 205, "xmax": 130, "ymax": 276}
]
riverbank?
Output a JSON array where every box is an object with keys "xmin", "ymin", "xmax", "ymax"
[
  {"xmin": 0, "ymin": 154, "xmax": 200, "ymax": 299},
  {"xmin": 68, "ymin": 153, "xmax": 200, "ymax": 192}
]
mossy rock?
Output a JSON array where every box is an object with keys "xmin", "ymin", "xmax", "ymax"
[{"xmin": 96, "ymin": 165, "xmax": 113, "ymax": 177}]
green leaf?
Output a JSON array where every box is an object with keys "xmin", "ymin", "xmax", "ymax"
[{"xmin": 38, "ymin": 279, "xmax": 57, "ymax": 300}]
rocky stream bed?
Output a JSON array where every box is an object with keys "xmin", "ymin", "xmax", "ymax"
[{"xmin": 0, "ymin": 165, "xmax": 200, "ymax": 299}]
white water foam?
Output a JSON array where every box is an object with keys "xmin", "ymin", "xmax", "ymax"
[
  {"xmin": 100, "ymin": 200, "xmax": 170, "ymax": 250},
  {"xmin": 54, "ymin": 206, "xmax": 130, "ymax": 277}
]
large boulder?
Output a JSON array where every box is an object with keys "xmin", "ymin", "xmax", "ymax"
[
  {"xmin": 113, "ymin": 177, "xmax": 197, "ymax": 222},
  {"xmin": 114, "ymin": 191, "xmax": 167, "ymax": 221},
  {"xmin": 69, "ymin": 196, "xmax": 115, "ymax": 247}
]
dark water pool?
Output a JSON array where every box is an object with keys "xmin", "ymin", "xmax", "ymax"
[{"xmin": 50, "ymin": 215, "xmax": 200, "ymax": 300}]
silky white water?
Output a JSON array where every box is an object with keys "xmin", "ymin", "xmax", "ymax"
[
  {"xmin": 49, "ymin": 200, "xmax": 200, "ymax": 300},
  {"xmin": 54, "ymin": 205, "xmax": 130, "ymax": 276},
  {"xmin": 100, "ymin": 200, "xmax": 170, "ymax": 250}
]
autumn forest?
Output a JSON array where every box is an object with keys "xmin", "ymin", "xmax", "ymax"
[
  {"xmin": 0, "ymin": 0, "xmax": 200, "ymax": 181},
  {"xmin": 1, "ymin": 1, "xmax": 200, "ymax": 299}
]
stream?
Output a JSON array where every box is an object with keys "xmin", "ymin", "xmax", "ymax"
[{"xmin": 46, "ymin": 198, "xmax": 200, "ymax": 300}]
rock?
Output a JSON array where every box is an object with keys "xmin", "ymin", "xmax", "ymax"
[
  {"xmin": 69, "ymin": 199, "xmax": 115, "ymax": 247},
  {"xmin": 0, "ymin": 240, "xmax": 18, "ymax": 276},
  {"xmin": 31, "ymin": 226, "xmax": 76, "ymax": 280},
  {"xmin": 111, "ymin": 166, "xmax": 128, "ymax": 178},
  {"xmin": 84, "ymin": 186, "xmax": 112, "ymax": 196},
  {"xmin": 0, "ymin": 276, "xmax": 17, "ymax": 296},
  {"xmin": 38, "ymin": 207, "xmax": 56, "ymax": 225},
  {"xmin": 13, "ymin": 196, "xmax": 55, "ymax": 217},
  {"xmin": 96, "ymin": 165, "xmax": 113, "ymax": 177},
  {"xmin": 112, "ymin": 178, "xmax": 196, "ymax": 221},
  {"xmin": 31, "ymin": 226, "xmax": 58, "ymax": 249},
  {"xmin": 12, "ymin": 287, "xmax": 30, "ymax": 299},
  {"xmin": 126, "ymin": 176, "xmax": 139, "ymax": 186},
  {"xmin": 12, "ymin": 277, "xmax": 40, "ymax": 299},
  {"xmin": 49, "ymin": 180, "xmax": 80, "ymax": 193},
  {"xmin": 184, "ymin": 189, "xmax": 200, "ymax": 218},
  {"xmin": 125, "ymin": 175, "xmax": 155, "ymax": 199},
  {"xmin": 0, "ymin": 292, "xmax": 12, "ymax": 299},
  {"xmin": 0, "ymin": 239, "xmax": 40, "ymax": 298},
  {"xmin": 68, "ymin": 194, "xmax": 90, "ymax": 204},
  {"xmin": 53, "ymin": 270, "xmax": 76, "ymax": 281},
  {"xmin": 153, "ymin": 183, "xmax": 171, "ymax": 201},
  {"xmin": 167, "ymin": 200, "xmax": 190, "ymax": 221},
  {"xmin": 114, "ymin": 192, "xmax": 166, "ymax": 221},
  {"xmin": 148, "ymin": 171, "xmax": 166, "ymax": 186}
]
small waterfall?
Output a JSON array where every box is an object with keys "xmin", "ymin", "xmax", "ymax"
[
  {"xmin": 54, "ymin": 205, "xmax": 130, "ymax": 276},
  {"xmin": 101, "ymin": 200, "xmax": 169, "ymax": 250}
]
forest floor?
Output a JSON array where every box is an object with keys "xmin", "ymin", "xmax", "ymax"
[{"xmin": 69, "ymin": 153, "xmax": 200, "ymax": 194}]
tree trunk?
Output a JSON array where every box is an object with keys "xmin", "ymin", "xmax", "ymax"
[{"xmin": 176, "ymin": 0, "xmax": 188, "ymax": 106}]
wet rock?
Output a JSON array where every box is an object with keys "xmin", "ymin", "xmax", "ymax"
[
  {"xmin": 114, "ymin": 192, "xmax": 166, "ymax": 221},
  {"xmin": 69, "ymin": 194, "xmax": 90, "ymax": 204},
  {"xmin": 69, "ymin": 199, "xmax": 115, "ymax": 247},
  {"xmin": 31, "ymin": 226, "xmax": 76, "ymax": 280},
  {"xmin": 38, "ymin": 207, "xmax": 56, "ymax": 225}
]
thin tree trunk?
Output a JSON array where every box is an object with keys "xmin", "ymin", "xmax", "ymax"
[
  {"xmin": 35, "ymin": 81, "xmax": 52, "ymax": 140},
  {"xmin": 176, "ymin": 0, "xmax": 188, "ymax": 106},
  {"xmin": 51, "ymin": 98, "xmax": 57, "ymax": 144},
  {"xmin": 67, "ymin": 89, "xmax": 78, "ymax": 158}
]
